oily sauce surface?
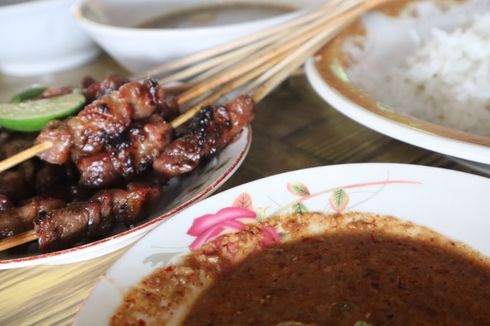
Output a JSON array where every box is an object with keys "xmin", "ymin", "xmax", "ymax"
[
  {"xmin": 137, "ymin": 3, "xmax": 296, "ymax": 29},
  {"xmin": 184, "ymin": 231, "xmax": 490, "ymax": 325}
]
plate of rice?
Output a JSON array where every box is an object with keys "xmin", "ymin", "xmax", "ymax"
[{"xmin": 305, "ymin": 0, "xmax": 490, "ymax": 171}]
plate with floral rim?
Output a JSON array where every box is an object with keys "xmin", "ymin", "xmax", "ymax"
[
  {"xmin": 0, "ymin": 126, "xmax": 251, "ymax": 269},
  {"xmin": 305, "ymin": 0, "xmax": 490, "ymax": 172},
  {"xmin": 75, "ymin": 163, "xmax": 490, "ymax": 325}
]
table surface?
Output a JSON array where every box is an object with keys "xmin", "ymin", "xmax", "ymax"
[{"xmin": 0, "ymin": 54, "xmax": 481, "ymax": 326}]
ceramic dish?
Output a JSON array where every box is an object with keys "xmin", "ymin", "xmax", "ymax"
[
  {"xmin": 0, "ymin": 127, "xmax": 251, "ymax": 269},
  {"xmin": 76, "ymin": 163, "xmax": 490, "ymax": 324},
  {"xmin": 305, "ymin": 0, "xmax": 490, "ymax": 172},
  {"xmin": 0, "ymin": 0, "xmax": 98, "ymax": 76},
  {"xmin": 72, "ymin": 0, "xmax": 321, "ymax": 73}
]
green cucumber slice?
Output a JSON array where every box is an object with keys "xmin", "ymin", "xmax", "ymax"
[
  {"xmin": 10, "ymin": 87, "xmax": 47, "ymax": 103},
  {"xmin": 0, "ymin": 89, "xmax": 85, "ymax": 132}
]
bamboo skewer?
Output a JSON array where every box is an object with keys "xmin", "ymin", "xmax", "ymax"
[
  {"xmin": 0, "ymin": 231, "xmax": 37, "ymax": 251},
  {"xmin": 0, "ymin": 0, "xmax": 383, "ymax": 251},
  {"xmin": 157, "ymin": 27, "xmax": 292, "ymax": 85},
  {"xmin": 0, "ymin": 141, "xmax": 53, "ymax": 174},
  {"xmin": 250, "ymin": 0, "xmax": 387, "ymax": 100},
  {"xmin": 171, "ymin": 50, "xmax": 291, "ymax": 128},
  {"xmin": 182, "ymin": 0, "xmax": 377, "ymax": 117}
]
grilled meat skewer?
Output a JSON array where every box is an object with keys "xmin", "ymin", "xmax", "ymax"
[
  {"xmin": 35, "ymin": 78, "xmax": 178, "ymax": 165},
  {"xmin": 78, "ymin": 95, "xmax": 255, "ymax": 186},
  {"xmin": 32, "ymin": 97, "xmax": 254, "ymax": 251},
  {"xmin": 0, "ymin": 96, "xmax": 255, "ymax": 252},
  {"xmin": 0, "ymin": 197, "xmax": 65, "ymax": 239},
  {"xmin": 34, "ymin": 183, "xmax": 160, "ymax": 251},
  {"xmin": 37, "ymin": 95, "xmax": 254, "ymax": 188},
  {"xmin": 154, "ymin": 95, "xmax": 255, "ymax": 177}
]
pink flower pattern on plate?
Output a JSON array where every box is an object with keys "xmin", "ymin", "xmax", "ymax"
[
  {"xmin": 186, "ymin": 179, "xmax": 420, "ymax": 249},
  {"xmin": 187, "ymin": 207, "xmax": 256, "ymax": 249}
]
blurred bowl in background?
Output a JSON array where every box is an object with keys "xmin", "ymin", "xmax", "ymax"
[
  {"xmin": 72, "ymin": 0, "xmax": 321, "ymax": 74},
  {"xmin": 0, "ymin": 0, "xmax": 99, "ymax": 76}
]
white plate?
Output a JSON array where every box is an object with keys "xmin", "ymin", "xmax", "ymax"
[
  {"xmin": 305, "ymin": 0, "xmax": 490, "ymax": 172},
  {"xmin": 0, "ymin": 127, "xmax": 251, "ymax": 269},
  {"xmin": 76, "ymin": 163, "xmax": 490, "ymax": 325}
]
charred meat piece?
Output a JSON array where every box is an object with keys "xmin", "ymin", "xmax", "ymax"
[
  {"xmin": 77, "ymin": 153, "xmax": 121, "ymax": 187},
  {"xmin": 0, "ymin": 161, "xmax": 78, "ymax": 202},
  {"xmin": 34, "ymin": 202, "xmax": 102, "ymax": 251},
  {"xmin": 34, "ymin": 184, "xmax": 160, "ymax": 251},
  {"xmin": 0, "ymin": 134, "xmax": 37, "ymax": 199},
  {"xmin": 68, "ymin": 94, "xmax": 133, "ymax": 157},
  {"xmin": 0, "ymin": 171, "xmax": 31, "ymax": 200},
  {"xmin": 82, "ymin": 74, "xmax": 129, "ymax": 103},
  {"xmin": 35, "ymin": 121, "xmax": 73, "ymax": 165},
  {"xmin": 33, "ymin": 163, "xmax": 80, "ymax": 200},
  {"xmin": 0, "ymin": 133, "xmax": 77, "ymax": 201},
  {"xmin": 225, "ymin": 94, "xmax": 256, "ymax": 136},
  {"xmin": 75, "ymin": 115, "xmax": 173, "ymax": 187},
  {"xmin": 0, "ymin": 214, "xmax": 25, "ymax": 240},
  {"xmin": 153, "ymin": 95, "xmax": 255, "ymax": 177},
  {"xmin": 118, "ymin": 183, "xmax": 161, "ymax": 225},
  {"xmin": 16, "ymin": 197, "xmax": 66, "ymax": 228},
  {"xmin": 0, "ymin": 197, "xmax": 64, "ymax": 240},
  {"xmin": 129, "ymin": 115, "xmax": 173, "ymax": 175}
]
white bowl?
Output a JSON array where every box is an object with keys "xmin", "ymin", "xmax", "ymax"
[
  {"xmin": 0, "ymin": 0, "xmax": 99, "ymax": 76},
  {"xmin": 72, "ymin": 0, "xmax": 321, "ymax": 73}
]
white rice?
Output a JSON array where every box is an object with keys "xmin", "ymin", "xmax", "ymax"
[{"xmin": 345, "ymin": 7, "xmax": 490, "ymax": 137}]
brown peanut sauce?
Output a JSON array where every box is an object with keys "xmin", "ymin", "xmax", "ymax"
[
  {"xmin": 185, "ymin": 230, "xmax": 490, "ymax": 325},
  {"xmin": 111, "ymin": 212, "xmax": 490, "ymax": 325}
]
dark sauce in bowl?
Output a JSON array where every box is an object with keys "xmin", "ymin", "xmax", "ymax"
[
  {"xmin": 136, "ymin": 3, "xmax": 297, "ymax": 29},
  {"xmin": 112, "ymin": 212, "xmax": 490, "ymax": 325},
  {"xmin": 185, "ymin": 230, "xmax": 490, "ymax": 325}
]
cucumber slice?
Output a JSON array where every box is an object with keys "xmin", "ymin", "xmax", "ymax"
[
  {"xmin": 10, "ymin": 87, "xmax": 47, "ymax": 103},
  {"xmin": 0, "ymin": 90, "xmax": 85, "ymax": 132}
]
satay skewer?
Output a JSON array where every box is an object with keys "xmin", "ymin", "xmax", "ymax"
[
  {"xmin": 0, "ymin": 94, "xmax": 253, "ymax": 252},
  {"xmin": 0, "ymin": 0, "xmax": 364, "ymax": 175},
  {"xmin": 0, "ymin": 0, "xmax": 386, "ymax": 253}
]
